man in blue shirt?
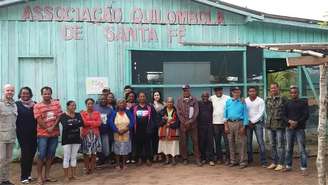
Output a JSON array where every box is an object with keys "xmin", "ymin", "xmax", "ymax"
[
  {"xmin": 224, "ymin": 87, "xmax": 248, "ymax": 169},
  {"xmin": 94, "ymin": 94, "xmax": 113, "ymax": 166}
]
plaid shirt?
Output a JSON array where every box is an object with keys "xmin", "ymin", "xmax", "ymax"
[{"xmin": 176, "ymin": 96, "xmax": 199, "ymax": 128}]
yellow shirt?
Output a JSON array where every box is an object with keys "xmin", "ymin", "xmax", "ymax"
[{"xmin": 114, "ymin": 112, "xmax": 130, "ymax": 142}]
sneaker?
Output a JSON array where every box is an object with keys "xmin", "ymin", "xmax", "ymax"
[
  {"xmin": 183, "ymin": 159, "xmax": 188, "ymax": 165},
  {"xmin": 274, "ymin": 165, "xmax": 284, "ymax": 171},
  {"xmin": 267, "ymin": 163, "xmax": 277, "ymax": 169},
  {"xmin": 224, "ymin": 161, "xmax": 230, "ymax": 166},
  {"xmin": 283, "ymin": 167, "xmax": 292, "ymax": 172},
  {"xmin": 21, "ymin": 179, "xmax": 30, "ymax": 184},
  {"xmin": 239, "ymin": 164, "xmax": 247, "ymax": 169},
  {"xmin": 28, "ymin": 177, "xmax": 35, "ymax": 182},
  {"xmin": 196, "ymin": 160, "xmax": 203, "ymax": 167},
  {"xmin": 209, "ymin": 161, "xmax": 215, "ymax": 166},
  {"xmin": 262, "ymin": 164, "xmax": 268, "ymax": 168},
  {"xmin": 126, "ymin": 160, "xmax": 131, "ymax": 164},
  {"xmin": 201, "ymin": 160, "xmax": 206, "ymax": 164},
  {"xmin": 131, "ymin": 160, "xmax": 136, "ymax": 164}
]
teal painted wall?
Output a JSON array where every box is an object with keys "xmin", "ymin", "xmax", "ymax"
[{"xmin": 0, "ymin": 0, "xmax": 328, "ymax": 108}]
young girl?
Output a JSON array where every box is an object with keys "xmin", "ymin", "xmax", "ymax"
[{"xmin": 151, "ymin": 90, "xmax": 165, "ymax": 162}]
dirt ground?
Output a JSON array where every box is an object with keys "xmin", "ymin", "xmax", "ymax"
[{"xmin": 9, "ymin": 155, "xmax": 318, "ymax": 185}]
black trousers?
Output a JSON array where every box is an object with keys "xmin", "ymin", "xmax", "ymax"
[
  {"xmin": 135, "ymin": 132, "xmax": 152, "ymax": 161},
  {"xmin": 198, "ymin": 125, "xmax": 214, "ymax": 161},
  {"xmin": 213, "ymin": 124, "xmax": 230, "ymax": 161},
  {"xmin": 17, "ymin": 134, "xmax": 37, "ymax": 180},
  {"xmin": 150, "ymin": 128, "xmax": 159, "ymax": 156}
]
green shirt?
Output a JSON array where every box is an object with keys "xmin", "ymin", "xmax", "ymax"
[{"xmin": 265, "ymin": 95, "xmax": 288, "ymax": 129}]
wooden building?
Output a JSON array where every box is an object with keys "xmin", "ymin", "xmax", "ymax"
[{"xmin": 0, "ymin": 0, "xmax": 327, "ymax": 115}]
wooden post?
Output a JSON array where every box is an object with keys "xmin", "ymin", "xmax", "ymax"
[{"xmin": 317, "ymin": 65, "xmax": 328, "ymax": 185}]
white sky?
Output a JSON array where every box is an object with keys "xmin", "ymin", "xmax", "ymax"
[{"xmin": 222, "ymin": 0, "xmax": 328, "ymax": 21}]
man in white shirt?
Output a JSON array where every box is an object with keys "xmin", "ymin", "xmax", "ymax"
[
  {"xmin": 245, "ymin": 87, "xmax": 267, "ymax": 167},
  {"xmin": 209, "ymin": 87, "xmax": 230, "ymax": 165}
]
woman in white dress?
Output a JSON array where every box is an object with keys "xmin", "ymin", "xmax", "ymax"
[{"xmin": 158, "ymin": 97, "xmax": 180, "ymax": 165}]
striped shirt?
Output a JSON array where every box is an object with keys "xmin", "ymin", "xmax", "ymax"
[{"xmin": 34, "ymin": 100, "xmax": 62, "ymax": 137}]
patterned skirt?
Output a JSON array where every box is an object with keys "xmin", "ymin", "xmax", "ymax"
[
  {"xmin": 112, "ymin": 140, "xmax": 131, "ymax": 156},
  {"xmin": 81, "ymin": 132, "xmax": 102, "ymax": 155}
]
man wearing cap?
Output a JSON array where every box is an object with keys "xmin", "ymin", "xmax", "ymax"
[
  {"xmin": 224, "ymin": 87, "xmax": 248, "ymax": 169},
  {"xmin": 176, "ymin": 84, "xmax": 201, "ymax": 166},
  {"xmin": 209, "ymin": 87, "xmax": 230, "ymax": 165},
  {"xmin": 0, "ymin": 84, "xmax": 17, "ymax": 185}
]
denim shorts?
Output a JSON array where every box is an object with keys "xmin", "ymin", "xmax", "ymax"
[{"xmin": 37, "ymin": 137, "xmax": 58, "ymax": 161}]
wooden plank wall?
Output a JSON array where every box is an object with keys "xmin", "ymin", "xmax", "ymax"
[{"xmin": 0, "ymin": 0, "xmax": 327, "ymax": 108}]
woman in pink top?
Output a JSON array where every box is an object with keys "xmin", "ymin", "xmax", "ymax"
[{"xmin": 80, "ymin": 98, "xmax": 101, "ymax": 174}]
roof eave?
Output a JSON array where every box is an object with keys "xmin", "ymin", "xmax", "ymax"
[
  {"xmin": 259, "ymin": 17, "xmax": 328, "ymax": 30},
  {"xmin": 0, "ymin": 0, "xmax": 29, "ymax": 7},
  {"xmin": 192, "ymin": 0, "xmax": 264, "ymax": 20}
]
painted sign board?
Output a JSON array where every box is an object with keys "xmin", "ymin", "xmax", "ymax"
[{"xmin": 86, "ymin": 77, "xmax": 108, "ymax": 94}]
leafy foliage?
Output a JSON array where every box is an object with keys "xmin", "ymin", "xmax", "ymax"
[{"xmin": 268, "ymin": 70, "xmax": 297, "ymax": 97}]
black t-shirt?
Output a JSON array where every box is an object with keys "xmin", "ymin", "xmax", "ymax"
[
  {"xmin": 135, "ymin": 105, "xmax": 151, "ymax": 135},
  {"xmin": 197, "ymin": 101, "xmax": 213, "ymax": 125},
  {"xmin": 60, "ymin": 113, "xmax": 83, "ymax": 145}
]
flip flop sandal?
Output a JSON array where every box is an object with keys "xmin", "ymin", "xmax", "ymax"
[{"xmin": 45, "ymin": 178, "xmax": 57, "ymax": 182}]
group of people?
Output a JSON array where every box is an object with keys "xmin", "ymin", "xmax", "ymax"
[{"xmin": 0, "ymin": 82, "xmax": 309, "ymax": 185}]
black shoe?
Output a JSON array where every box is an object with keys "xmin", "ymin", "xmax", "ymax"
[
  {"xmin": 164, "ymin": 159, "xmax": 170, "ymax": 165},
  {"xmin": 146, "ymin": 160, "xmax": 152, "ymax": 166},
  {"xmin": 2, "ymin": 181, "xmax": 15, "ymax": 185},
  {"xmin": 96, "ymin": 160, "xmax": 105, "ymax": 166},
  {"xmin": 172, "ymin": 159, "xmax": 177, "ymax": 166},
  {"xmin": 196, "ymin": 160, "xmax": 203, "ymax": 167},
  {"xmin": 229, "ymin": 163, "xmax": 238, "ymax": 167}
]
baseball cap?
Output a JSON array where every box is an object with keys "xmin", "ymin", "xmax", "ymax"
[
  {"xmin": 230, "ymin": 86, "xmax": 241, "ymax": 91},
  {"xmin": 182, "ymin": 84, "xmax": 191, "ymax": 89}
]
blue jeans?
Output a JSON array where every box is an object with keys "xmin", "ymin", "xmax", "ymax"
[
  {"xmin": 286, "ymin": 129, "xmax": 307, "ymax": 170},
  {"xmin": 101, "ymin": 134, "xmax": 110, "ymax": 157},
  {"xmin": 247, "ymin": 121, "xmax": 267, "ymax": 165},
  {"xmin": 37, "ymin": 137, "xmax": 58, "ymax": 161},
  {"xmin": 269, "ymin": 128, "xmax": 285, "ymax": 165}
]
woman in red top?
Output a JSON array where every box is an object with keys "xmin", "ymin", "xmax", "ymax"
[{"xmin": 80, "ymin": 98, "xmax": 101, "ymax": 174}]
